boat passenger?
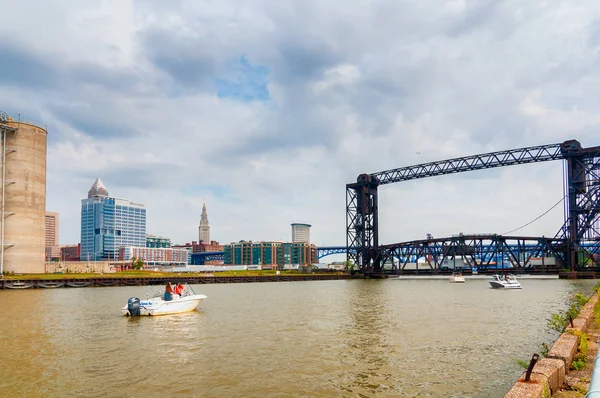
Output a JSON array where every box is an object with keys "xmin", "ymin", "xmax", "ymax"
[
  {"xmin": 174, "ymin": 283, "xmax": 184, "ymax": 296},
  {"xmin": 164, "ymin": 282, "xmax": 174, "ymax": 301}
]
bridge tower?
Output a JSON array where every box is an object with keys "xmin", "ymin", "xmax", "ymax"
[{"xmin": 346, "ymin": 174, "xmax": 381, "ymax": 274}]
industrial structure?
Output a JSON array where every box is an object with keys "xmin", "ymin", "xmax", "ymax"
[
  {"xmin": 346, "ymin": 140, "xmax": 600, "ymax": 274},
  {"xmin": 291, "ymin": 223, "xmax": 311, "ymax": 243},
  {"xmin": 0, "ymin": 112, "xmax": 47, "ymax": 274}
]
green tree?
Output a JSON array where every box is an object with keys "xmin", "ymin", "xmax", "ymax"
[
  {"xmin": 133, "ymin": 258, "xmax": 144, "ymax": 270},
  {"xmin": 345, "ymin": 260, "xmax": 356, "ymax": 273}
]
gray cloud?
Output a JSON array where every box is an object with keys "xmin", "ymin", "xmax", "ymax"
[
  {"xmin": 0, "ymin": 44, "xmax": 60, "ymax": 89},
  {"xmin": 5, "ymin": 0, "xmax": 600, "ymax": 247}
]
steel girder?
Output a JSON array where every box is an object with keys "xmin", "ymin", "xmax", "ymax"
[
  {"xmin": 317, "ymin": 246, "xmax": 353, "ymax": 259},
  {"xmin": 347, "ymin": 140, "xmax": 600, "ymax": 274},
  {"xmin": 378, "ymin": 235, "xmax": 568, "ymax": 274},
  {"xmin": 371, "ymin": 143, "xmax": 563, "ymax": 185},
  {"xmin": 347, "ymin": 174, "xmax": 380, "ymax": 274},
  {"xmin": 555, "ymin": 141, "xmax": 600, "ymax": 270}
]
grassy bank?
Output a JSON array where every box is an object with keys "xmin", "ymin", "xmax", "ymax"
[{"xmin": 2, "ymin": 269, "xmax": 348, "ymax": 280}]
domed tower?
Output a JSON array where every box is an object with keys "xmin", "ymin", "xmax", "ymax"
[
  {"xmin": 88, "ymin": 177, "xmax": 108, "ymax": 198},
  {"xmin": 198, "ymin": 203, "xmax": 210, "ymax": 243}
]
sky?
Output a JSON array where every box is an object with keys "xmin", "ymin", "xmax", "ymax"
[{"xmin": 1, "ymin": 0, "xmax": 599, "ymax": 253}]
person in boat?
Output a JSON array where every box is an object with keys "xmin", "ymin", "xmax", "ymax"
[
  {"xmin": 164, "ymin": 282, "xmax": 174, "ymax": 301},
  {"xmin": 174, "ymin": 283, "xmax": 184, "ymax": 296}
]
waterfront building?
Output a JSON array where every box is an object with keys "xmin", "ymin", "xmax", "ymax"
[
  {"xmin": 45, "ymin": 246, "xmax": 61, "ymax": 260},
  {"xmin": 146, "ymin": 234, "xmax": 171, "ymax": 248},
  {"xmin": 291, "ymin": 223, "xmax": 311, "ymax": 243},
  {"xmin": 223, "ymin": 241, "xmax": 317, "ymax": 267},
  {"xmin": 172, "ymin": 242, "xmax": 193, "ymax": 264},
  {"xmin": 45, "ymin": 212, "xmax": 59, "ymax": 248},
  {"xmin": 224, "ymin": 241, "xmax": 281, "ymax": 267},
  {"xmin": 80, "ymin": 178, "xmax": 146, "ymax": 261},
  {"xmin": 119, "ymin": 246, "xmax": 188, "ymax": 267},
  {"xmin": 278, "ymin": 242, "xmax": 317, "ymax": 266},
  {"xmin": 199, "ymin": 202, "xmax": 210, "ymax": 243},
  {"xmin": 60, "ymin": 244, "xmax": 81, "ymax": 261}
]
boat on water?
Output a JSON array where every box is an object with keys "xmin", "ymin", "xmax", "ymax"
[
  {"xmin": 4, "ymin": 281, "xmax": 34, "ymax": 289},
  {"xmin": 122, "ymin": 283, "xmax": 207, "ymax": 316},
  {"xmin": 449, "ymin": 272, "xmax": 465, "ymax": 283},
  {"xmin": 66, "ymin": 281, "xmax": 91, "ymax": 288},
  {"xmin": 489, "ymin": 274, "xmax": 522, "ymax": 289},
  {"xmin": 38, "ymin": 281, "xmax": 65, "ymax": 288}
]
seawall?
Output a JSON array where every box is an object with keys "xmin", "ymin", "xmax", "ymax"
[
  {"xmin": 0, "ymin": 274, "xmax": 351, "ymax": 289},
  {"xmin": 505, "ymin": 292, "xmax": 599, "ymax": 397}
]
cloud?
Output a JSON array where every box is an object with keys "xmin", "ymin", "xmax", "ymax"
[{"xmin": 2, "ymin": 0, "xmax": 600, "ymax": 253}]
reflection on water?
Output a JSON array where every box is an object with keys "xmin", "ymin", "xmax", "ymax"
[{"xmin": 0, "ymin": 279, "xmax": 596, "ymax": 397}]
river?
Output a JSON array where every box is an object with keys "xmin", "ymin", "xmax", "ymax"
[{"xmin": 0, "ymin": 277, "xmax": 596, "ymax": 397}]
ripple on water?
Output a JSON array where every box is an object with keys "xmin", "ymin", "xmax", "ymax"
[{"xmin": 0, "ymin": 279, "xmax": 597, "ymax": 397}]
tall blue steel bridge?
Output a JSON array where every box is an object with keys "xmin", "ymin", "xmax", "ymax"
[{"xmin": 346, "ymin": 140, "xmax": 600, "ymax": 275}]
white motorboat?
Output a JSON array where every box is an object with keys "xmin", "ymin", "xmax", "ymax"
[
  {"xmin": 489, "ymin": 274, "xmax": 522, "ymax": 289},
  {"xmin": 449, "ymin": 272, "xmax": 465, "ymax": 283},
  {"xmin": 122, "ymin": 284, "xmax": 207, "ymax": 316}
]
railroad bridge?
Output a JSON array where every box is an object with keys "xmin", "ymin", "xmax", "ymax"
[{"xmin": 346, "ymin": 140, "xmax": 600, "ymax": 275}]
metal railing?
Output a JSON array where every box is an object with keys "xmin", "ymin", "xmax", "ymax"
[{"xmin": 587, "ymin": 341, "xmax": 600, "ymax": 397}]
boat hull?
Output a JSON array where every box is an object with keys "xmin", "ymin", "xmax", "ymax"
[
  {"xmin": 38, "ymin": 282, "xmax": 65, "ymax": 288},
  {"xmin": 4, "ymin": 282, "xmax": 34, "ymax": 289},
  {"xmin": 122, "ymin": 294, "xmax": 207, "ymax": 316},
  {"xmin": 489, "ymin": 281, "xmax": 522, "ymax": 289}
]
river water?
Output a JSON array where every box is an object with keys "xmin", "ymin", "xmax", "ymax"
[{"xmin": 0, "ymin": 278, "xmax": 596, "ymax": 397}]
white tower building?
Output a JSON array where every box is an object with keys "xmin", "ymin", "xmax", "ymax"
[
  {"xmin": 199, "ymin": 203, "xmax": 210, "ymax": 243},
  {"xmin": 291, "ymin": 223, "xmax": 311, "ymax": 243}
]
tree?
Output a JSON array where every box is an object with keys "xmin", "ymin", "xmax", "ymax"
[
  {"xmin": 345, "ymin": 260, "xmax": 356, "ymax": 273},
  {"xmin": 133, "ymin": 258, "xmax": 144, "ymax": 270}
]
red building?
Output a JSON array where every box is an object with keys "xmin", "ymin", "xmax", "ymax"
[
  {"xmin": 175, "ymin": 240, "xmax": 224, "ymax": 265},
  {"xmin": 60, "ymin": 244, "xmax": 81, "ymax": 261}
]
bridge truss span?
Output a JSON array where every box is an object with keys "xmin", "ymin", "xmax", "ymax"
[
  {"xmin": 347, "ymin": 139, "xmax": 600, "ymax": 274},
  {"xmin": 379, "ymin": 234, "xmax": 568, "ymax": 274},
  {"xmin": 373, "ymin": 143, "xmax": 563, "ymax": 185}
]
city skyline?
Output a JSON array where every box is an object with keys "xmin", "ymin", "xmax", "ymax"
[{"xmin": 2, "ymin": 2, "xmax": 600, "ymax": 249}]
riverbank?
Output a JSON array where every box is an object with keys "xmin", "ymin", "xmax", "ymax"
[
  {"xmin": 0, "ymin": 272, "xmax": 351, "ymax": 289},
  {"xmin": 505, "ymin": 290, "xmax": 600, "ymax": 397}
]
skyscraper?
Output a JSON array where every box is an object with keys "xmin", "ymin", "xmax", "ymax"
[
  {"xmin": 80, "ymin": 178, "xmax": 146, "ymax": 261},
  {"xmin": 45, "ymin": 212, "xmax": 59, "ymax": 247},
  {"xmin": 198, "ymin": 202, "xmax": 210, "ymax": 243}
]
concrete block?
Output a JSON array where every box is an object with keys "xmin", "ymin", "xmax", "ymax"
[
  {"xmin": 531, "ymin": 358, "xmax": 565, "ymax": 393},
  {"xmin": 547, "ymin": 333, "xmax": 579, "ymax": 368},
  {"xmin": 504, "ymin": 373, "xmax": 549, "ymax": 398}
]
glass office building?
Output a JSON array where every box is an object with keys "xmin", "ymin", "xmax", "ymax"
[
  {"xmin": 223, "ymin": 241, "xmax": 316, "ymax": 267},
  {"xmin": 80, "ymin": 179, "xmax": 146, "ymax": 261}
]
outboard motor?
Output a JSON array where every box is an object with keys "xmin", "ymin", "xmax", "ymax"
[{"xmin": 127, "ymin": 297, "xmax": 141, "ymax": 316}]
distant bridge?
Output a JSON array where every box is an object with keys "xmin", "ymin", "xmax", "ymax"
[{"xmin": 190, "ymin": 241, "xmax": 600, "ymax": 269}]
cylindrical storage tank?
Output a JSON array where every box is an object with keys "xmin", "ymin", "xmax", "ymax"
[{"xmin": 0, "ymin": 116, "xmax": 47, "ymax": 274}]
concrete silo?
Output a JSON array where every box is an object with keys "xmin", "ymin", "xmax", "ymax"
[{"xmin": 0, "ymin": 113, "xmax": 47, "ymax": 274}]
